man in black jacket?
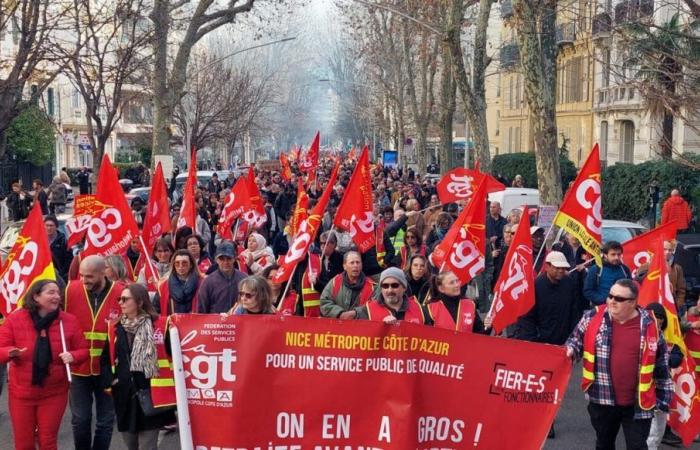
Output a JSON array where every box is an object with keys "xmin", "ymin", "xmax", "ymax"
[
  {"xmin": 45, "ymin": 215, "xmax": 73, "ymax": 282},
  {"xmin": 515, "ymin": 251, "xmax": 577, "ymax": 345}
]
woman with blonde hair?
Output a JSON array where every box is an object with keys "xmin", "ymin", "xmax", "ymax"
[
  {"xmin": 105, "ymin": 255, "xmax": 130, "ymax": 283},
  {"xmin": 228, "ymin": 276, "xmax": 276, "ymax": 315}
]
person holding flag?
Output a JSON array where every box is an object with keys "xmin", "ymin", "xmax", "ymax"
[{"xmin": 0, "ymin": 280, "xmax": 88, "ymax": 450}]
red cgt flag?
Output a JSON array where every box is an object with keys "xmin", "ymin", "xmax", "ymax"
[
  {"xmin": 436, "ymin": 167, "xmax": 505, "ymax": 204},
  {"xmin": 300, "ymin": 131, "xmax": 319, "ymax": 172},
  {"xmin": 638, "ymin": 239, "xmax": 685, "ymax": 352},
  {"xmin": 0, "ymin": 202, "xmax": 56, "ymax": 314},
  {"xmin": 333, "ymin": 146, "xmax": 375, "ymax": 252},
  {"xmin": 621, "ymin": 221, "xmax": 677, "ymax": 277},
  {"xmin": 242, "ymin": 167, "xmax": 267, "ymax": 229},
  {"xmin": 668, "ymin": 356, "xmax": 700, "ymax": 446},
  {"xmin": 553, "ymin": 144, "xmax": 602, "ymax": 265},
  {"xmin": 273, "ymin": 162, "xmax": 340, "ymax": 283},
  {"xmin": 142, "ymin": 162, "xmax": 171, "ymax": 252},
  {"xmin": 280, "ymin": 153, "xmax": 292, "ymax": 182},
  {"xmin": 430, "ymin": 180, "xmax": 487, "ymax": 285},
  {"xmin": 216, "ymin": 177, "xmax": 253, "ymax": 240},
  {"xmin": 82, "ymin": 154, "xmax": 139, "ymax": 257},
  {"xmin": 65, "ymin": 194, "xmax": 97, "ymax": 248},
  {"xmin": 177, "ymin": 148, "xmax": 198, "ymax": 231},
  {"xmin": 289, "ymin": 181, "xmax": 309, "ymax": 237},
  {"xmin": 489, "ymin": 206, "xmax": 536, "ymax": 334}
]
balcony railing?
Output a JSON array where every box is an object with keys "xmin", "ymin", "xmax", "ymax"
[
  {"xmin": 592, "ymin": 12, "xmax": 612, "ymax": 36},
  {"xmin": 556, "ymin": 22, "xmax": 576, "ymax": 46},
  {"xmin": 595, "ymin": 85, "xmax": 639, "ymax": 110},
  {"xmin": 500, "ymin": 43, "xmax": 520, "ymax": 70},
  {"xmin": 500, "ymin": 0, "xmax": 513, "ymax": 19},
  {"xmin": 615, "ymin": 0, "xmax": 654, "ymax": 24}
]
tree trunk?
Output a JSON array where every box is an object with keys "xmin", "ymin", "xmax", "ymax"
[
  {"xmin": 439, "ymin": 44, "xmax": 456, "ymax": 173},
  {"xmin": 447, "ymin": 0, "xmax": 493, "ymax": 173},
  {"xmin": 151, "ymin": 0, "xmax": 173, "ymax": 161},
  {"xmin": 660, "ymin": 111, "xmax": 673, "ymax": 159},
  {"xmin": 513, "ymin": 0, "xmax": 562, "ymax": 204}
]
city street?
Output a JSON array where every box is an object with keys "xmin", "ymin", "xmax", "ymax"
[{"xmin": 0, "ymin": 362, "xmax": 695, "ymax": 449}]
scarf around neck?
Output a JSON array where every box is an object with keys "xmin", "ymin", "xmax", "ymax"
[
  {"xmin": 169, "ymin": 272, "xmax": 199, "ymax": 307},
  {"xmin": 31, "ymin": 308, "xmax": 60, "ymax": 386},
  {"xmin": 120, "ymin": 313, "xmax": 159, "ymax": 379}
]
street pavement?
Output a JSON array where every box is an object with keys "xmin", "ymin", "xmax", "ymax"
[{"xmin": 0, "ymin": 361, "xmax": 697, "ymax": 449}]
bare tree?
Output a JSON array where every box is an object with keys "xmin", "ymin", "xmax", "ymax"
[
  {"xmin": 66, "ymin": 0, "xmax": 152, "ymax": 176},
  {"xmin": 511, "ymin": 0, "xmax": 561, "ymax": 204},
  {"xmin": 0, "ymin": 0, "xmax": 73, "ymax": 159},
  {"xmin": 149, "ymin": 0, "xmax": 262, "ymax": 163}
]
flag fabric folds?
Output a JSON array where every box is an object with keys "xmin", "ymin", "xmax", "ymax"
[
  {"xmin": 436, "ymin": 167, "xmax": 505, "ymax": 204},
  {"xmin": 141, "ymin": 162, "xmax": 171, "ymax": 253},
  {"xmin": 333, "ymin": 146, "xmax": 375, "ymax": 252},
  {"xmin": 177, "ymin": 148, "xmax": 198, "ymax": 231}
]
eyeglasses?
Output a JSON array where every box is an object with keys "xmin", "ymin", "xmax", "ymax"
[
  {"xmin": 117, "ymin": 296, "xmax": 133, "ymax": 303},
  {"xmin": 239, "ymin": 291, "xmax": 256, "ymax": 299},
  {"xmin": 381, "ymin": 283, "xmax": 401, "ymax": 289},
  {"xmin": 607, "ymin": 294, "xmax": 636, "ymax": 302}
]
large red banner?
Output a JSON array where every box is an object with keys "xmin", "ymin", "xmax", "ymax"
[{"xmin": 170, "ymin": 315, "xmax": 571, "ymax": 450}]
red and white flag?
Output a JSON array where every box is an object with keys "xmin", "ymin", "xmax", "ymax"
[
  {"xmin": 273, "ymin": 162, "xmax": 339, "ymax": 283},
  {"xmin": 621, "ymin": 221, "xmax": 677, "ymax": 277},
  {"xmin": 300, "ymin": 131, "xmax": 319, "ymax": 172},
  {"xmin": 430, "ymin": 180, "xmax": 487, "ymax": 285},
  {"xmin": 334, "ymin": 146, "xmax": 375, "ymax": 252},
  {"xmin": 436, "ymin": 167, "xmax": 505, "ymax": 204},
  {"xmin": 0, "ymin": 202, "xmax": 56, "ymax": 314},
  {"xmin": 216, "ymin": 177, "xmax": 253, "ymax": 240},
  {"xmin": 177, "ymin": 148, "xmax": 198, "ymax": 231},
  {"xmin": 241, "ymin": 167, "xmax": 267, "ymax": 228},
  {"xmin": 553, "ymin": 144, "xmax": 602, "ymax": 265},
  {"xmin": 141, "ymin": 162, "xmax": 171, "ymax": 252},
  {"xmin": 65, "ymin": 194, "xmax": 97, "ymax": 248},
  {"xmin": 82, "ymin": 154, "xmax": 139, "ymax": 258},
  {"xmin": 668, "ymin": 356, "xmax": 700, "ymax": 446},
  {"xmin": 489, "ymin": 206, "xmax": 535, "ymax": 334}
]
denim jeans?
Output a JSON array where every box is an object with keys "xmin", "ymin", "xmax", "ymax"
[{"xmin": 69, "ymin": 375, "xmax": 115, "ymax": 450}]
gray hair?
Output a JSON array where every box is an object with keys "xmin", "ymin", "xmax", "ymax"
[
  {"xmin": 343, "ymin": 250, "xmax": 362, "ymax": 264},
  {"xmin": 321, "ymin": 230, "xmax": 337, "ymax": 245},
  {"xmin": 104, "ymin": 255, "xmax": 128, "ymax": 281}
]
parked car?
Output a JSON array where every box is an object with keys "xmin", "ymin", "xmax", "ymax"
[
  {"xmin": 601, "ymin": 220, "xmax": 647, "ymax": 244},
  {"xmin": 127, "ymin": 187, "xmax": 151, "ymax": 206},
  {"xmin": 174, "ymin": 170, "xmax": 232, "ymax": 191},
  {"xmin": 487, "ymin": 188, "xmax": 540, "ymax": 217},
  {"xmin": 0, "ymin": 213, "xmax": 72, "ymax": 262}
]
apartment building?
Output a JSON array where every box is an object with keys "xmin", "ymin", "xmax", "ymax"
[{"xmin": 487, "ymin": 0, "xmax": 700, "ymax": 166}]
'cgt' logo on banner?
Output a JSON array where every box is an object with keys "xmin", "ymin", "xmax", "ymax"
[
  {"xmin": 450, "ymin": 228, "xmax": 485, "ymax": 279},
  {"xmin": 0, "ymin": 237, "xmax": 38, "ymax": 313},
  {"xmin": 87, "ymin": 207, "xmax": 123, "ymax": 248},
  {"xmin": 348, "ymin": 212, "xmax": 374, "ymax": 238},
  {"xmin": 501, "ymin": 244, "xmax": 531, "ymax": 299},
  {"xmin": 445, "ymin": 174, "xmax": 475, "ymax": 199},
  {"xmin": 180, "ymin": 330, "xmax": 237, "ymax": 407}
]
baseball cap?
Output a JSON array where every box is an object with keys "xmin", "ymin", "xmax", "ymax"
[
  {"xmin": 530, "ymin": 226, "xmax": 544, "ymax": 235},
  {"xmin": 545, "ymin": 251, "xmax": 571, "ymax": 268},
  {"xmin": 215, "ymin": 241, "xmax": 236, "ymax": 258}
]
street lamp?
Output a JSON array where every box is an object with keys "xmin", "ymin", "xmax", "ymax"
[{"xmin": 318, "ymin": 78, "xmax": 379, "ymax": 159}]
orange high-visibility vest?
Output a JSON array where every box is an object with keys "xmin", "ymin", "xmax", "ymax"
[
  {"xmin": 65, "ymin": 280, "xmax": 125, "ymax": 376},
  {"xmin": 427, "ymin": 298, "xmax": 476, "ymax": 332},
  {"xmin": 581, "ymin": 306, "xmax": 659, "ymax": 410},
  {"xmin": 686, "ymin": 313, "xmax": 700, "ymax": 374},
  {"xmin": 366, "ymin": 296, "xmax": 426, "ymax": 324},
  {"xmin": 276, "ymin": 255, "xmax": 321, "ymax": 317}
]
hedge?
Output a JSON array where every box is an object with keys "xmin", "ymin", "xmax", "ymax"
[
  {"xmin": 491, "ymin": 152, "xmax": 700, "ymax": 223},
  {"xmin": 601, "ymin": 155, "xmax": 700, "ymax": 222},
  {"xmin": 491, "ymin": 152, "xmax": 578, "ymax": 189}
]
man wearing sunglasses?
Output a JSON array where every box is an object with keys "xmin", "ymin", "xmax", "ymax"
[
  {"xmin": 565, "ymin": 279, "xmax": 674, "ymax": 450},
  {"xmin": 356, "ymin": 267, "xmax": 431, "ymax": 325}
]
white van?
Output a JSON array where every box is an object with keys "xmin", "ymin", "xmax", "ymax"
[{"xmin": 487, "ymin": 188, "xmax": 540, "ymax": 215}]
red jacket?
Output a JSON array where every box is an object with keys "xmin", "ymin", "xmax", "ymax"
[
  {"xmin": 661, "ymin": 196, "xmax": 693, "ymax": 230},
  {"xmin": 0, "ymin": 309, "xmax": 88, "ymax": 399}
]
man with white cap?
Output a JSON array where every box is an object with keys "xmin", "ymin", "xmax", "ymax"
[
  {"xmin": 515, "ymin": 250, "xmax": 579, "ymax": 439},
  {"xmin": 356, "ymin": 267, "xmax": 431, "ymax": 325},
  {"xmin": 515, "ymin": 251, "xmax": 579, "ymax": 346}
]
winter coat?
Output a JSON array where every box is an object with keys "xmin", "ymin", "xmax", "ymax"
[
  {"xmin": 197, "ymin": 269, "xmax": 247, "ymax": 313},
  {"xmin": 661, "ymin": 195, "xmax": 693, "ymax": 231},
  {"xmin": 48, "ymin": 182, "xmax": 67, "ymax": 205},
  {"xmin": 6, "ymin": 190, "xmax": 30, "ymax": 221},
  {"xmin": 583, "ymin": 261, "xmax": 632, "ymax": 306},
  {"xmin": 100, "ymin": 322, "xmax": 176, "ymax": 433},
  {"xmin": 0, "ymin": 309, "xmax": 88, "ymax": 399},
  {"xmin": 49, "ymin": 231, "xmax": 74, "ymax": 282}
]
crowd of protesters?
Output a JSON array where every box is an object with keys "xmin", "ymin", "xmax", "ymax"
[{"xmin": 0, "ymin": 154, "xmax": 697, "ymax": 449}]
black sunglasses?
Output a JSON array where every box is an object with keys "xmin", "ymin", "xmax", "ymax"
[
  {"xmin": 381, "ymin": 283, "xmax": 401, "ymax": 289},
  {"xmin": 607, "ymin": 294, "xmax": 636, "ymax": 302}
]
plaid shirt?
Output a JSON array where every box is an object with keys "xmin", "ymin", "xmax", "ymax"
[{"xmin": 566, "ymin": 307, "xmax": 674, "ymax": 419}]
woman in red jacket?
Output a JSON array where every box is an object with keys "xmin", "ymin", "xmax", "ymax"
[{"xmin": 0, "ymin": 279, "xmax": 89, "ymax": 450}]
